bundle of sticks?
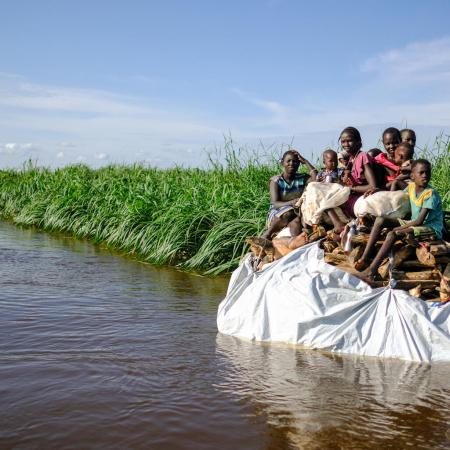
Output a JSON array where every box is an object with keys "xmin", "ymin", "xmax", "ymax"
[{"xmin": 320, "ymin": 233, "xmax": 450, "ymax": 302}]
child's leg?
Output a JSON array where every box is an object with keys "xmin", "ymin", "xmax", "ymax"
[
  {"xmin": 363, "ymin": 228, "xmax": 412, "ymax": 279},
  {"xmin": 325, "ymin": 208, "xmax": 347, "ymax": 234},
  {"xmin": 287, "ymin": 215, "xmax": 302, "ymax": 237},
  {"xmin": 261, "ymin": 210, "xmax": 296, "ymax": 239},
  {"xmin": 356, "ymin": 217, "xmax": 399, "ymax": 270}
]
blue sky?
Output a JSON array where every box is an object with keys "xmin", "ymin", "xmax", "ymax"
[{"xmin": 1, "ymin": 0, "xmax": 450, "ymax": 167}]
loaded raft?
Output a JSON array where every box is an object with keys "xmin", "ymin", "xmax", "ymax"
[{"xmin": 321, "ymin": 211, "xmax": 450, "ymax": 303}]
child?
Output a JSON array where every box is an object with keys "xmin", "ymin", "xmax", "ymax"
[
  {"xmin": 387, "ymin": 142, "xmax": 414, "ymax": 190},
  {"xmin": 381, "ymin": 127, "xmax": 401, "ymax": 161},
  {"xmin": 260, "ymin": 149, "xmax": 316, "ymax": 239},
  {"xmin": 338, "ymin": 151, "xmax": 349, "ymax": 169},
  {"xmin": 356, "ymin": 159, "xmax": 444, "ymax": 279},
  {"xmin": 372, "ymin": 128, "xmax": 404, "ymax": 186},
  {"xmin": 311, "ymin": 149, "xmax": 343, "ymax": 183},
  {"xmin": 324, "ymin": 127, "xmax": 377, "ymax": 235},
  {"xmin": 400, "ymin": 128, "xmax": 416, "ymax": 150}
]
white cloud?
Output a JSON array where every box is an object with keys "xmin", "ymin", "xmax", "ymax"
[
  {"xmin": 76, "ymin": 155, "xmax": 87, "ymax": 162},
  {"xmin": 361, "ymin": 36, "xmax": 450, "ymax": 83},
  {"xmin": 56, "ymin": 151, "xmax": 64, "ymax": 159},
  {"xmin": 94, "ymin": 152, "xmax": 108, "ymax": 160},
  {"xmin": 0, "ymin": 142, "xmax": 38, "ymax": 153}
]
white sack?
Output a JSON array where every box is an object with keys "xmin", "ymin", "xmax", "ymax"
[
  {"xmin": 301, "ymin": 182, "xmax": 350, "ymax": 225},
  {"xmin": 217, "ymin": 243, "xmax": 450, "ymax": 362},
  {"xmin": 354, "ymin": 190, "xmax": 410, "ymax": 219}
]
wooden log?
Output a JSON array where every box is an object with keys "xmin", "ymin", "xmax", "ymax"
[
  {"xmin": 398, "ymin": 260, "xmax": 437, "ymax": 270},
  {"xmin": 408, "ymin": 284, "xmax": 422, "ymax": 297},
  {"xmin": 348, "ymin": 245, "xmax": 364, "ymax": 265},
  {"xmin": 392, "ymin": 245, "xmax": 415, "ymax": 268},
  {"xmin": 391, "ymin": 269, "xmax": 440, "ymax": 281},
  {"xmin": 436, "ymin": 256, "xmax": 450, "ymax": 264},
  {"xmin": 426, "ymin": 297, "xmax": 449, "ymax": 303},
  {"xmin": 324, "ymin": 253, "xmax": 347, "ymax": 264},
  {"xmin": 394, "ymin": 279, "xmax": 439, "ymax": 290},
  {"xmin": 322, "ymin": 240, "xmax": 338, "ymax": 253},
  {"xmin": 378, "ymin": 258, "xmax": 390, "ymax": 279},
  {"xmin": 351, "ymin": 234, "xmax": 369, "ymax": 245},
  {"xmin": 439, "ymin": 263, "xmax": 450, "ymax": 301},
  {"xmin": 429, "ymin": 242, "xmax": 450, "ymax": 256},
  {"xmin": 416, "ymin": 246, "xmax": 436, "ymax": 266},
  {"xmin": 332, "ymin": 246, "xmax": 345, "ymax": 255}
]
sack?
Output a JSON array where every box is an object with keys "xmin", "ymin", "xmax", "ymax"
[
  {"xmin": 301, "ymin": 182, "xmax": 350, "ymax": 226},
  {"xmin": 354, "ymin": 191, "xmax": 410, "ymax": 219}
]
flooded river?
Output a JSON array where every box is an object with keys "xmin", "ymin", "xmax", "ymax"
[{"xmin": 0, "ymin": 222, "xmax": 449, "ymax": 449}]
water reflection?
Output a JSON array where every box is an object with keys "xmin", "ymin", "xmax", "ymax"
[{"xmin": 215, "ymin": 334, "xmax": 450, "ymax": 449}]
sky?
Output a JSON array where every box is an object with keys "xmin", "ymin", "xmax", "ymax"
[{"xmin": 1, "ymin": 0, "xmax": 450, "ymax": 168}]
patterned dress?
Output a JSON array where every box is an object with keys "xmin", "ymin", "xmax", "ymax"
[{"xmin": 267, "ymin": 173, "xmax": 309, "ymax": 227}]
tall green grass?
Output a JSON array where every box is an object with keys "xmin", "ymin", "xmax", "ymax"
[{"xmin": 0, "ymin": 137, "xmax": 448, "ymax": 274}]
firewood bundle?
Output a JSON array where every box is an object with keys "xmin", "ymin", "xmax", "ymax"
[{"xmin": 320, "ymin": 233, "xmax": 450, "ymax": 303}]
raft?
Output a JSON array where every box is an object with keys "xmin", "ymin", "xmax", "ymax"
[{"xmin": 217, "ymin": 242, "xmax": 450, "ymax": 363}]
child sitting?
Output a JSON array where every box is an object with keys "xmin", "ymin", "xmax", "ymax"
[
  {"xmin": 400, "ymin": 128, "xmax": 416, "ymax": 151},
  {"xmin": 310, "ymin": 149, "xmax": 343, "ymax": 183},
  {"xmin": 260, "ymin": 149, "xmax": 316, "ymax": 239},
  {"xmin": 372, "ymin": 128, "xmax": 402, "ymax": 183},
  {"xmin": 338, "ymin": 151, "xmax": 349, "ymax": 169},
  {"xmin": 356, "ymin": 159, "xmax": 444, "ymax": 279},
  {"xmin": 387, "ymin": 142, "xmax": 414, "ymax": 191}
]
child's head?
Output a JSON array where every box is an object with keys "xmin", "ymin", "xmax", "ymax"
[
  {"xmin": 382, "ymin": 127, "xmax": 401, "ymax": 159},
  {"xmin": 367, "ymin": 148, "xmax": 382, "ymax": 158},
  {"xmin": 339, "ymin": 127, "xmax": 362, "ymax": 155},
  {"xmin": 394, "ymin": 142, "xmax": 414, "ymax": 166},
  {"xmin": 322, "ymin": 149, "xmax": 338, "ymax": 170},
  {"xmin": 280, "ymin": 150, "xmax": 301, "ymax": 174},
  {"xmin": 400, "ymin": 128, "xmax": 416, "ymax": 148},
  {"xmin": 337, "ymin": 151, "xmax": 349, "ymax": 168},
  {"xmin": 410, "ymin": 159, "xmax": 431, "ymax": 188}
]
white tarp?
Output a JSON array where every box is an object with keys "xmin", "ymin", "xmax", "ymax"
[{"xmin": 217, "ymin": 243, "xmax": 450, "ymax": 362}]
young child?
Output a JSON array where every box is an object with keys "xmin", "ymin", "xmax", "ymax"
[
  {"xmin": 260, "ymin": 149, "xmax": 316, "ymax": 239},
  {"xmin": 311, "ymin": 149, "xmax": 343, "ymax": 183},
  {"xmin": 357, "ymin": 159, "xmax": 444, "ymax": 279},
  {"xmin": 338, "ymin": 151, "xmax": 349, "ymax": 169},
  {"xmin": 381, "ymin": 127, "xmax": 401, "ymax": 161},
  {"xmin": 387, "ymin": 142, "xmax": 414, "ymax": 190},
  {"xmin": 400, "ymin": 128, "xmax": 416, "ymax": 151},
  {"xmin": 372, "ymin": 128, "xmax": 406, "ymax": 187}
]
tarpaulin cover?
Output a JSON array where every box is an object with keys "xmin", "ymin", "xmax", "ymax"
[{"xmin": 217, "ymin": 243, "xmax": 450, "ymax": 362}]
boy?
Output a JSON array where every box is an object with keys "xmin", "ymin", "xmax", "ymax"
[{"xmin": 357, "ymin": 159, "xmax": 444, "ymax": 279}]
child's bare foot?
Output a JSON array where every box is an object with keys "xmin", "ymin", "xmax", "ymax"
[
  {"xmin": 354, "ymin": 258, "xmax": 369, "ymax": 271},
  {"xmin": 288, "ymin": 231, "xmax": 309, "ymax": 249}
]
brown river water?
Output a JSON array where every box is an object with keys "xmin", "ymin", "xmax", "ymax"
[{"xmin": 0, "ymin": 221, "xmax": 449, "ymax": 450}]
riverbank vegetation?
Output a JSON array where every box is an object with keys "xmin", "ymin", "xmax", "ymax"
[{"xmin": 0, "ymin": 137, "xmax": 448, "ymax": 274}]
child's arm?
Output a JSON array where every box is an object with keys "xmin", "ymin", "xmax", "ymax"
[
  {"xmin": 392, "ymin": 208, "xmax": 429, "ymax": 233},
  {"xmin": 296, "ymin": 153, "xmax": 317, "ymax": 180}
]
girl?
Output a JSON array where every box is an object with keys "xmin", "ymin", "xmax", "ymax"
[
  {"xmin": 325, "ymin": 127, "xmax": 377, "ymax": 234},
  {"xmin": 261, "ymin": 149, "xmax": 316, "ymax": 239}
]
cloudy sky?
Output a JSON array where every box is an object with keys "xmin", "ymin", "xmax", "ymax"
[{"xmin": 1, "ymin": 0, "xmax": 450, "ymax": 168}]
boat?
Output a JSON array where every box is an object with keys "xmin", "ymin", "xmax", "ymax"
[{"xmin": 217, "ymin": 241, "xmax": 450, "ymax": 363}]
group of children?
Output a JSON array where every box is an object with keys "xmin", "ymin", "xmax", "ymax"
[{"xmin": 252, "ymin": 126, "xmax": 445, "ymax": 282}]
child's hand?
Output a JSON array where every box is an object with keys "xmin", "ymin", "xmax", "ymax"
[{"xmin": 363, "ymin": 188, "xmax": 379, "ymax": 198}]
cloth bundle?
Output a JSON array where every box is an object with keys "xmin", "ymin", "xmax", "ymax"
[
  {"xmin": 300, "ymin": 182, "xmax": 350, "ymax": 226},
  {"xmin": 354, "ymin": 190, "xmax": 410, "ymax": 219}
]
